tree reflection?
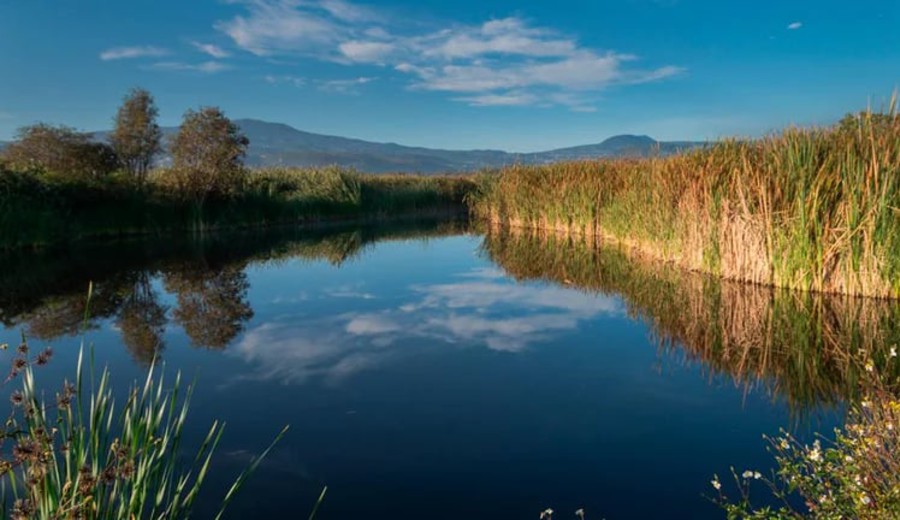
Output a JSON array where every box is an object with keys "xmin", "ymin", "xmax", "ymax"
[
  {"xmin": 163, "ymin": 264, "xmax": 253, "ymax": 350},
  {"xmin": 20, "ymin": 281, "xmax": 125, "ymax": 340},
  {"xmin": 116, "ymin": 272, "xmax": 168, "ymax": 365}
]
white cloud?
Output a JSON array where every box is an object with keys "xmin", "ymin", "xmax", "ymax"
[
  {"xmin": 100, "ymin": 45, "xmax": 168, "ymax": 61},
  {"xmin": 339, "ymin": 40, "xmax": 395, "ymax": 63},
  {"xmin": 455, "ymin": 92, "xmax": 539, "ymax": 107},
  {"xmin": 416, "ymin": 18, "xmax": 576, "ymax": 60},
  {"xmin": 214, "ymin": 0, "xmax": 346, "ymax": 56},
  {"xmin": 215, "ymin": 1, "xmax": 683, "ymax": 111},
  {"xmin": 787, "ymin": 22, "xmax": 803, "ymax": 30},
  {"xmin": 318, "ymin": 0, "xmax": 377, "ymax": 22},
  {"xmin": 191, "ymin": 41, "xmax": 230, "ymax": 58},
  {"xmin": 318, "ymin": 76, "xmax": 376, "ymax": 94},
  {"xmin": 150, "ymin": 61, "xmax": 231, "ymax": 73}
]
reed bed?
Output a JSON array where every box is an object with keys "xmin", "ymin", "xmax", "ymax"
[
  {"xmin": 480, "ymin": 227, "xmax": 900, "ymax": 412},
  {"xmin": 469, "ymin": 106, "xmax": 900, "ymax": 298},
  {"xmin": 0, "ymin": 166, "xmax": 474, "ymax": 249}
]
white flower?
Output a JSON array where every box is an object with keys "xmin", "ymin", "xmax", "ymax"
[
  {"xmin": 891, "ymin": 346, "xmax": 897, "ymax": 358},
  {"xmin": 860, "ymin": 493, "xmax": 871, "ymax": 505},
  {"xmin": 753, "ymin": 472, "xmax": 762, "ymax": 480},
  {"xmin": 865, "ymin": 361, "xmax": 875, "ymax": 372},
  {"xmin": 808, "ymin": 441, "xmax": 822, "ymax": 463},
  {"xmin": 711, "ymin": 477, "xmax": 722, "ymax": 491},
  {"xmin": 742, "ymin": 470, "xmax": 754, "ymax": 479},
  {"xmin": 540, "ymin": 508, "xmax": 554, "ymax": 519},
  {"xmin": 779, "ymin": 439, "xmax": 791, "ymax": 450}
]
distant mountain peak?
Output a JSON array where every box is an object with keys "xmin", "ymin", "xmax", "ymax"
[{"xmin": 600, "ymin": 134, "xmax": 657, "ymax": 146}]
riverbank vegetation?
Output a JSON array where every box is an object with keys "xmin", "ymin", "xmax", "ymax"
[
  {"xmin": 469, "ymin": 102, "xmax": 900, "ymax": 298},
  {"xmin": 0, "ymin": 88, "xmax": 473, "ymax": 249},
  {"xmin": 0, "ymin": 165, "xmax": 473, "ymax": 249}
]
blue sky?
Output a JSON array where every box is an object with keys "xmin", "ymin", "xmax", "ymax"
[{"xmin": 1, "ymin": 0, "xmax": 898, "ymax": 151}]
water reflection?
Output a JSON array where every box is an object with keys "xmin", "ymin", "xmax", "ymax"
[
  {"xmin": 233, "ymin": 266, "xmax": 623, "ymax": 384},
  {"xmin": 0, "ymin": 219, "xmax": 467, "ymax": 362},
  {"xmin": 481, "ymin": 226, "xmax": 900, "ymax": 412},
  {"xmin": 1, "ymin": 219, "xmax": 894, "ymax": 413}
]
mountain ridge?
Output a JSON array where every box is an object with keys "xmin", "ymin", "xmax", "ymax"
[{"xmin": 6, "ymin": 120, "xmax": 706, "ymax": 174}]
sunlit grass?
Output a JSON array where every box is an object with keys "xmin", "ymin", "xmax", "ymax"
[{"xmin": 469, "ymin": 103, "xmax": 900, "ymax": 297}]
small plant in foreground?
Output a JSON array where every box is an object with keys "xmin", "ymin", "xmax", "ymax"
[
  {"xmin": 712, "ymin": 351, "xmax": 900, "ymax": 519},
  {"xmin": 0, "ymin": 333, "xmax": 285, "ymax": 519}
]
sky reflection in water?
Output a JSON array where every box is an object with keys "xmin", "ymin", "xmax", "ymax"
[{"xmin": 0, "ymin": 225, "xmax": 846, "ymax": 519}]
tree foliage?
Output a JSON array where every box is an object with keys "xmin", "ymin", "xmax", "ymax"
[
  {"xmin": 1, "ymin": 124, "xmax": 118, "ymax": 180},
  {"xmin": 168, "ymin": 107, "xmax": 249, "ymax": 205},
  {"xmin": 110, "ymin": 87, "xmax": 162, "ymax": 183}
]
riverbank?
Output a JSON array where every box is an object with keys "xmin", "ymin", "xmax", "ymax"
[
  {"xmin": 468, "ymin": 109, "xmax": 900, "ymax": 298},
  {"xmin": 0, "ymin": 166, "xmax": 474, "ymax": 249}
]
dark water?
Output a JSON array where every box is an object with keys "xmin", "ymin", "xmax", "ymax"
[{"xmin": 3, "ymin": 219, "xmax": 889, "ymax": 519}]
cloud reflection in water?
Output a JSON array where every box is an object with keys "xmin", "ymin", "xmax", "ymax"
[{"xmin": 232, "ymin": 268, "xmax": 622, "ymax": 384}]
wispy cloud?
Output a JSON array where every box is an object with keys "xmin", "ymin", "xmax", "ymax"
[
  {"xmin": 455, "ymin": 92, "xmax": 539, "ymax": 107},
  {"xmin": 191, "ymin": 41, "xmax": 230, "ymax": 58},
  {"xmin": 149, "ymin": 61, "xmax": 230, "ymax": 73},
  {"xmin": 215, "ymin": 1, "xmax": 683, "ymax": 111},
  {"xmin": 100, "ymin": 45, "xmax": 169, "ymax": 61},
  {"xmin": 265, "ymin": 74, "xmax": 306, "ymax": 87},
  {"xmin": 214, "ymin": 0, "xmax": 346, "ymax": 56},
  {"xmin": 787, "ymin": 21, "xmax": 803, "ymax": 30},
  {"xmin": 318, "ymin": 76, "xmax": 376, "ymax": 94}
]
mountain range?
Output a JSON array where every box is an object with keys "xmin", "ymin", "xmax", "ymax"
[
  {"xmin": 4, "ymin": 119, "xmax": 705, "ymax": 174},
  {"xmin": 224, "ymin": 119, "xmax": 704, "ymax": 173}
]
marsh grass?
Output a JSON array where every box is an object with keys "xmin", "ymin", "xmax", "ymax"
[
  {"xmin": 470, "ymin": 103, "xmax": 900, "ymax": 297},
  {"xmin": 0, "ymin": 166, "xmax": 474, "ymax": 249}
]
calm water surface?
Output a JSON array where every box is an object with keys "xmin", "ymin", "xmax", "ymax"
[{"xmin": 1, "ymin": 221, "xmax": 859, "ymax": 519}]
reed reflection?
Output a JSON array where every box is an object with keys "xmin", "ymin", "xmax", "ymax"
[{"xmin": 480, "ymin": 226, "xmax": 900, "ymax": 412}]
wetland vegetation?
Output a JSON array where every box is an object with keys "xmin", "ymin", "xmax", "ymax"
[{"xmin": 469, "ymin": 104, "xmax": 900, "ymax": 298}]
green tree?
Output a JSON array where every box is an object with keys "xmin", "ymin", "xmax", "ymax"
[
  {"xmin": 110, "ymin": 87, "xmax": 162, "ymax": 184},
  {"xmin": 168, "ymin": 107, "xmax": 249, "ymax": 209},
  {"xmin": 1, "ymin": 124, "xmax": 118, "ymax": 180}
]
